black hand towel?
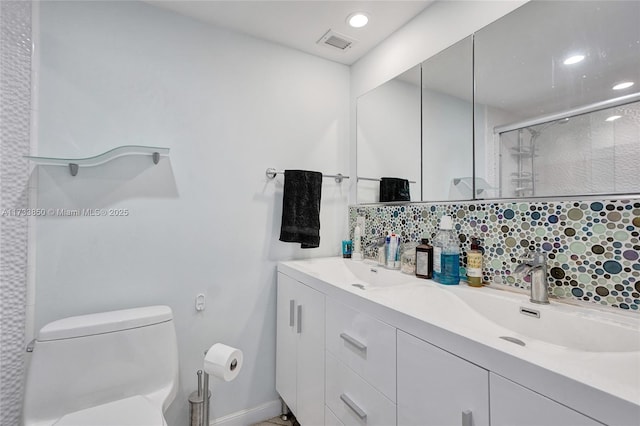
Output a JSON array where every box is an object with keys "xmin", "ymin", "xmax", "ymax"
[
  {"xmin": 279, "ymin": 170, "xmax": 322, "ymax": 249},
  {"xmin": 379, "ymin": 177, "xmax": 411, "ymax": 202}
]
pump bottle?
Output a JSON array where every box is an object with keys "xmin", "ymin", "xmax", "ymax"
[{"xmin": 466, "ymin": 237, "xmax": 484, "ymax": 287}]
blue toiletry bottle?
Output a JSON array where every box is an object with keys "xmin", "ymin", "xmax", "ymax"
[
  {"xmin": 342, "ymin": 240, "xmax": 352, "ymax": 258},
  {"xmin": 432, "ymin": 215, "xmax": 460, "ymax": 285}
]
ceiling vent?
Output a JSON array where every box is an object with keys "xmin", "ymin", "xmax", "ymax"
[{"xmin": 317, "ymin": 30, "xmax": 356, "ymax": 51}]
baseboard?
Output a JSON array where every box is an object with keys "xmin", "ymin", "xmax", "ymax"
[{"xmin": 211, "ymin": 399, "xmax": 282, "ymax": 426}]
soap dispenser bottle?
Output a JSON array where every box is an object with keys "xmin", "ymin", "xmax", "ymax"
[
  {"xmin": 466, "ymin": 237, "xmax": 484, "ymax": 287},
  {"xmin": 433, "ymin": 215, "xmax": 460, "ymax": 285}
]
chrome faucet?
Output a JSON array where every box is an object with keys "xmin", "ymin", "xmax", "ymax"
[
  {"xmin": 364, "ymin": 236, "xmax": 386, "ymax": 260},
  {"xmin": 514, "ymin": 249, "xmax": 550, "ymax": 304}
]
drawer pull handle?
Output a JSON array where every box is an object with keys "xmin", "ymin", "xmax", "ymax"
[
  {"xmin": 289, "ymin": 300, "xmax": 295, "ymax": 327},
  {"xmin": 297, "ymin": 305, "xmax": 302, "ymax": 334},
  {"xmin": 462, "ymin": 409, "xmax": 472, "ymax": 426},
  {"xmin": 340, "ymin": 333, "xmax": 367, "ymax": 353},
  {"xmin": 340, "ymin": 393, "xmax": 367, "ymax": 420}
]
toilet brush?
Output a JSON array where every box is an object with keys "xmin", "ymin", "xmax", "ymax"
[{"xmin": 188, "ymin": 370, "xmax": 210, "ymax": 426}]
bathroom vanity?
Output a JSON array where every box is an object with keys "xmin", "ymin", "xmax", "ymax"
[{"xmin": 275, "ymin": 258, "xmax": 640, "ymax": 426}]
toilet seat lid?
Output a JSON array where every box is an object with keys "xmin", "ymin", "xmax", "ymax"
[{"xmin": 53, "ymin": 395, "xmax": 166, "ymax": 426}]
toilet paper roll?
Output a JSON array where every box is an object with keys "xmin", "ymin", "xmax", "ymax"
[{"xmin": 204, "ymin": 343, "xmax": 243, "ymax": 382}]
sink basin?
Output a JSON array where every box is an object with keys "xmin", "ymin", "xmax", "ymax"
[
  {"xmin": 282, "ymin": 257, "xmax": 640, "ymax": 353},
  {"xmin": 291, "ymin": 257, "xmax": 414, "ymax": 289},
  {"xmin": 343, "ymin": 260, "xmax": 415, "ymax": 288},
  {"xmin": 451, "ymin": 287, "xmax": 640, "ymax": 352}
]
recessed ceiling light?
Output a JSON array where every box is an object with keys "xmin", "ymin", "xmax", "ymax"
[
  {"xmin": 563, "ymin": 54, "xmax": 585, "ymax": 65},
  {"xmin": 605, "ymin": 115, "xmax": 622, "ymax": 122},
  {"xmin": 347, "ymin": 12, "xmax": 369, "ymax": 28},
  {"xmin": 612, "ymin": 81, "xmax": 634, "ymax": 90}
]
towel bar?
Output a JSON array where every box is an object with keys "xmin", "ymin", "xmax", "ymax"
[
  {"xmin": 358, "ymin": 176, "xmax": 417, "ymax": 184},
  {"xmin": 265, "ymin": 168, "xmax": 349, "ymax": 184}
]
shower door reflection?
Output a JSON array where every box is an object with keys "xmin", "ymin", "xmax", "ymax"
[{"xmin": 498, "ymin": 101, "xmax": 640, "ymax": 198}]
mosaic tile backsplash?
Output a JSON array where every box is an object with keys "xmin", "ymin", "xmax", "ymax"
[{"xmin": 350, "ymin": 199, "xmax": 640, "ymax": 312}]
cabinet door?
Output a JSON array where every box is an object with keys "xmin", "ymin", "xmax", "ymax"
[
  {"xmin": 490, "ymin": 373, "xmax": 603, "ymax": 426},
  {"xmin": 276, "ymin": 273, "xmax": 298, "ymax": 414},
  {"xmin": 397, "ymin": 330, "xmax": 489, "ymax": 426},
  {"xmin": 296, "ymin": 280, "xmax": 325, "ymax": 426}
]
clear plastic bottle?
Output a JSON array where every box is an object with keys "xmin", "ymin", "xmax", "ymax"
[
  {"xmin": 432, "ymin": 215, "xmax": 460, "ymax": 285},
  {"xmin": 401, "ymin": 242, "xmax": 419, "ymax": 275}
]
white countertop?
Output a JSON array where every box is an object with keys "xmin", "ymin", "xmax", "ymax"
[{"xmin": 278, "ymin": 257, "xmax": 640, "ymax": 426}]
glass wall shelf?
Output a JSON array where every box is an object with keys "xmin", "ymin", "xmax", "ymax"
[{"xmin": 25, "ymin": 145, "xmax": 170, "ymax": 176}]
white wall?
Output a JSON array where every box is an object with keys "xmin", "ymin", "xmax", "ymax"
[
  {"xmin": 351, "ymin": 1, "xmax": 527, "ymax": 99},
  {"xmin": 349, "ymin": 0, "xmax": 527, "ymax": 202},
  {"xmin": 0, "ymin": 1, "xmax": 32, "ymax": 424},
  {"xmin": 34, "ymin": 1, "xmax": 349, "ymax": 424}
]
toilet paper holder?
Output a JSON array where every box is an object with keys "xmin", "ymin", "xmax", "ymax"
[{"xmin": 191, "ymin": 344, "xmax": 242, "ymax": 426}]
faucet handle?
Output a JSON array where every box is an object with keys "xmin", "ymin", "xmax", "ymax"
[
  {"xmin": 368, "ymin": 236, "xmax": 386, "ymax": 248},
  {"xmin": 520, "ymin": 249, "xmax": 546, "ymax": 266}
]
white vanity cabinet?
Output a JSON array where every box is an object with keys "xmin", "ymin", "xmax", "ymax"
[
  {"xmin": 325, "ymin": 298, "xmax": 397, "ymax": 425},
  {"xmin": 397, "ymin": 330, "xmax": 490, "ymax": 426},
  {"xmin": 277, "ymin": 259, "xmax": 638, "ymax": 426},
  {"xmin": 489, "ymin": 373, "xmax": 603, "ymax": 426},
  {"xmin": 276, "ymin": 272, "xmax": 325, "ymax": 426},
  {"xmin": 324, "ymin": 405, "xmax": 345, "ymax": 426}
]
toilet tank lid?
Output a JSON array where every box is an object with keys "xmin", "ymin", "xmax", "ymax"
[{"xmin": 38, "ymin": 305, "xmax": 173, "ymax": 341}]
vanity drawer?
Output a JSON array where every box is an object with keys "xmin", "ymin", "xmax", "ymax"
[
  {"xmin": 326, "ymin": 351, "xmax": 396, "ymax": 426},
  {"xmin": 326, "ymin": 298, "xmax": 396, "ymax": 402}
]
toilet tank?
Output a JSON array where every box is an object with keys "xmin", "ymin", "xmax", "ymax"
[{"xmin": 23, "ymin": 306, "xmax": 179, "ymax": 426}]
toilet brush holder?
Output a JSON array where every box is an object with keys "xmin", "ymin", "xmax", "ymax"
[{"xmin": 188, "ymin": 370, "xmax": 211, "ymax": 426}]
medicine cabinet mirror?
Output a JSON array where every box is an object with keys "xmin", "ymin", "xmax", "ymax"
[
  {"xmin": 356, "ymin": 65, "xmax": 421, "ymax": 204},
  {"xmin": 474, "ymin": 0, "xmax": 640, "ymax": 199},
  {"xmin": 355, "ymin": 36, "xmax": 473, "ymax": 204},
  {"xmin": 356, "ymin": 0, "xmax": 640, "ymax": 205},
  {"xmin": 422, "ymin": 36, "xmax": 473, "ymax": 202}
]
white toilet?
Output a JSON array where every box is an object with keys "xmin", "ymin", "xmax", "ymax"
[{"xmin": 23, "ymin": 305, "xmax": 179, "ymax": 426}]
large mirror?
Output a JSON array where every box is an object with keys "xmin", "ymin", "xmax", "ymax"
[
  {"xmin": 474, "ymin": 0, "xmax": 640, "ymax": 199},
  {"xmin": 422, "ymin": 36, "xmax": 474, "ymax": 201},
  {"xmin": 356, "ymin": 65, "xmax": 421, "ymax": 204},
  {"xmin": 356, "ymin": 36, "xmax": 474, "ymax": 204},
  {"xmin": 356, "ymin": 0, "xmax": 640, "ymax": 204}
]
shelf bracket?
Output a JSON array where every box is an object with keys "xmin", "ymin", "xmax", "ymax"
[
  {"xmin": 152, "ymin": 152, "xmax": 160, "ymax": 165},
  {"xmin": 265, "ymin": 168, "xmax": 278, "ymax": 179},
  {"xmin": 69, "ymin": 163, "xmax": 79, "ymax": 177}
]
